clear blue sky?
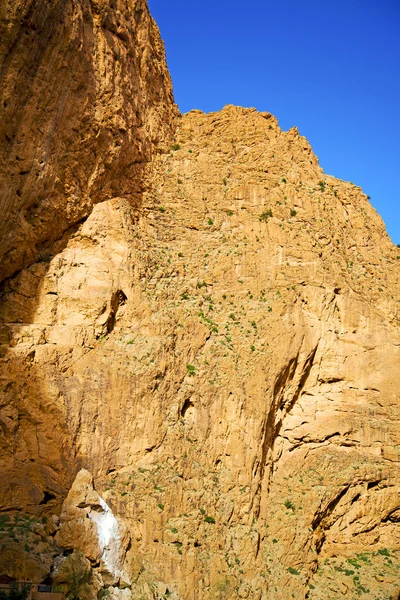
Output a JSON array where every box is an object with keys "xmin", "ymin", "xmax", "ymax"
[{"xmin": 148, "ymin": 0, "xmax": 400, "ymax": 245}]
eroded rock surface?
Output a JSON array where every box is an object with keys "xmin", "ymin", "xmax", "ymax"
[
  {"xmin": 0, "ymin": 2, "xmax": 399, "ymax": 598},
  {"xmin": 1, "ymin": 104, "xmax": 399, "ymax": 599},
  {"xmin": 0, "ymin": 0, "xmax": 177, "ymax": 281}
]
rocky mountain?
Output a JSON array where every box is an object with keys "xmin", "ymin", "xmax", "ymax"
[{"xmin": 0, "ymin": 2, "xmax": 399, "ymax": 599}]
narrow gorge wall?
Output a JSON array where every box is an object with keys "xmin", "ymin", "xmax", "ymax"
[
  {"xmin": 0, "ymin": 3, "xmax": 399, "ymax": 600},
  {"xmin": 0, "ymin": 0, "xmax": 177, "ymax": 281},
  {"xmin": 0, "ymin": 0, "xmax": 178, "ymax": 582}
]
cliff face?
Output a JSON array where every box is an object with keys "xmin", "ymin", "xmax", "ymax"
[
  {"xmin": 0, "ymin": 0, "xmax": 177, "ymax": 281},
  {"xmin": 0, "ymin": 4, "xmax": 400, "ymax": 600}
]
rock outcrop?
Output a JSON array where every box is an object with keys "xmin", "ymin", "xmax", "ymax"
[
  {"xmin": 0, "ymin": 0, "xmax": 177, "ymax": 281},
  {"xmin": 0, "ymin": 2, "xmax": 399, "ymax": 600},
  {"xmin": 57, "ymin": 469, "xmax": 130, "ymax": 586}
]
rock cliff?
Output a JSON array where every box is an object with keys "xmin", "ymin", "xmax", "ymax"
[
  {"xmin": 0, "ymin": 0, "xmax": 177, "ymax": 281},
  {"xmin": 0, "ymin": 2, "xmax": 399, "ymax": 600}
]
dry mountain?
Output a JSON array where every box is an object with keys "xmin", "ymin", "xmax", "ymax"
[{"xmin": 0, "ymin": 1, "xmax": 399, "ymax": 599}]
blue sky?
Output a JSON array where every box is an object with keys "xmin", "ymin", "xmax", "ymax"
[{"xmin": 148, "ymin": 0, "xmax": 400, "ymax": 244}]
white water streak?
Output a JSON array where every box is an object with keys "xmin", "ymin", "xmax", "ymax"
[{"xmin": 89, "ymin": 497, "xmax": 121, "ymax": 577}]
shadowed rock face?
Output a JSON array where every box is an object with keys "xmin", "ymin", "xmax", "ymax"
[
  {"xmin": 0, "ymin": 0, "xmax": 178, "ymax": 281},
  {"xmin": 0, "ymin": 3, "xmax": 399, "ymax": 600}
]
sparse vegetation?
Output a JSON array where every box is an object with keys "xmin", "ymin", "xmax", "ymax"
[
  {"xmin": 186, "ymin": 364, "xmax": 196, "ymax": 376},
  {"xmin": 173, "ymin": 541, "xmax": 183, "ymax": 555},
  {"xmin": 259, "ymin": 209, "xmax": 273, "ymax": 222},
  {"xmin": 204, "ymin": 515, "xmax": 215, "ymax": 524},
  {"xmin": 52, "ymin": 550, "xmax": 93, "ymax": 600},
  {"xmin": 196, "ymin": 280, "xmax": 207, "ymax": 288},
  {"xmin": 284, "ymin": 499, "xmax": 295, "ymax": 510},
  {"xmin": 0, "ymin": 583, "xmax": 30, "ymax": 600}
]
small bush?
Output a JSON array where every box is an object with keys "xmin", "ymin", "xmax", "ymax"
[
  {"xmin": 204, "ymin": 515, "xmax": 215, "ymax": 524},
  {"xmin": 282, "ymin": 178, "xmax": 287, "ymax": 184},
  {"xmin": 158, "ymin": 206, "xmax": 166, "ymax": 213},
  {"xmin": 173, "ymin": 541, "xmax": 182, "ymax": 555},
  {"xmin": 284, "ymin": 499, "xmax": 295, "ymax": 510},
  {"xmin": 208, "ymin": 218, "xmax": 214, "ymax": 225},
  {"xmin": 158, "ymin": 503, "xmax": 164, "ymax": 511},
  {"xmin": 186, "ymin": 364, "xmax": 195, "ymax": 376},
  {"xmin": 290, "ymin": 209, "xmax": 297, "ymax": 217},
  {"xmin": 259, "ymin": 209, "xmax": 273, "ymax": 222},
  {"xmin": 288, "ymin": 567, "xmax": 300, "ymax": 576},
  {"xmin": 171, "ymin": 144, "xmax": 181, "ymax": 151}
]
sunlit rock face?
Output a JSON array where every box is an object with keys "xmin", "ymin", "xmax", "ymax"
[
  {"xmin": 1, "ymin": 104, "xmax": 399, "ymax": 599},
  {"xmin": 0, "ymin": 0, "xmax": 178, "ymax": 282},
  {"xmin": 57, "ymin": 469, "xmax": 129, "ymax": 584},
  {"xmin": 0, "ymin": 0, "xmax": 400, "ymax": 598}
]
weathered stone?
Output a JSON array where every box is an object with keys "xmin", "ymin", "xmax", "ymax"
[
  {"xmin": 0, "ymin": 0, "xmax": 178, "ymax": 282},
  {"xmin": 57, "ymin": 470, "xmax": 130, "ymax": 584},
  {"xmin": 0, "ymin": 2, "xmax": 399, "ymax": 599}
]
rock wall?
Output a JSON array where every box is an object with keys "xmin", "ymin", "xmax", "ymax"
[
  {"xmin": 0, "ymin": 2, "xmax": 399, "ymax": 599},
  {"xmin": 0, "ymin": 0, "xmax": 177, "ymax": 281},
  {"xmin": 1, "ymin": 104, "xmax": 399, "ymax": 598}
]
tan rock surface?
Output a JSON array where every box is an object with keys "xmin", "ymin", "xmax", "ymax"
[
  {"xmin": 0, "ymin": 0, "xmax": 177, "ymax": 282},
  {"xmin": 1, "ymin": 104, "xmax": 399, "ymax": 598},
  {"xmin": 0, "ymin": 2, "xmax": 399, "ymax": 598}
]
